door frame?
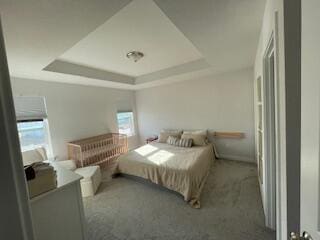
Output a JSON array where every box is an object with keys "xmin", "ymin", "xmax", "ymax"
[
  {"xmin": 273, "ymin": 11, "xmax": 285, "ymax": 240},
  {"xmin": 263, "ymin": 33, "xmax": 278, "ymax": 230}
]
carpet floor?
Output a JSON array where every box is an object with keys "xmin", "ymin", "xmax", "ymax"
[{"xmin": 83, "ymin": 159, "xmax": 276, "ymax": 240}]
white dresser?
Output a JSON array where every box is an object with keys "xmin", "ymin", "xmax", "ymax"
[{"xmin": 30, "ymin": 163, "xmax": 86, "ymax": 240}]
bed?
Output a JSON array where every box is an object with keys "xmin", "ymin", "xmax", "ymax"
[{"xmin": 113, "ymin": 141, "xmax": 215, "ymax": 208}]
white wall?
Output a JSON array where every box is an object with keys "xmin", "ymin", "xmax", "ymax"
[
  {"xmin": 135, "ymin": 68, "xmax": 255, "ymax": 163},
  {"xmin": 11, "ymin": 77, "xmax": 140, "ymax": 160}
]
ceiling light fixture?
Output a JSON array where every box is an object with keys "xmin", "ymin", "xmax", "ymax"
[{"xmin": 126, "ymin": 51, "xmax": 144, "ymax": 62}]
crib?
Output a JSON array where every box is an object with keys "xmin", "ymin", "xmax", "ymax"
[{"xmin": 67, "ymin": 133, "xmax": 128, "ymax": 168}]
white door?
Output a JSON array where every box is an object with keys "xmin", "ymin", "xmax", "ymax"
[
  {"xmin": 0, "ymin": 19, "xmax": 35, "ymax": 239},
  {"xmin": 300, "ymin": 0, "xmax": 320, "ymax": 239}
]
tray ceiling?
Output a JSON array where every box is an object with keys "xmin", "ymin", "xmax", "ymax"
[
  {"xmin": 57, "ymin": 0, "xmax": 203, "ymax": 77},
  {"xmin": 0, "ymin": 0, "xmax": 266, "ymax": 90}
]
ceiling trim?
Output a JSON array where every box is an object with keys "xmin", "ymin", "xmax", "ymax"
[
  {"xmin": 133, "ymin": 66, "xmax": 215, "ymax": 90},
  {"xmin": 44, "ymin": 60, "xmax": 135, "ymax": 85},
  {"xmin": 43, "ymin": 58, "xmax": 213, "ymax": 88},
  {"xmin": 11, "ymin": 65, "xmax": 253, "ymax": 91},
  {"xmin": 135, "ymin": 58, "xmax": 210, "ymax": 84}
]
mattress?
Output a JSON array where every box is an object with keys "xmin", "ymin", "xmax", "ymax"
[{"xmin": 113, "ymin": 142, "xmax": 215, "ymax": 208}]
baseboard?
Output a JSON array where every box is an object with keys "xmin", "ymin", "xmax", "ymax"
[{"xmin": 218, "ymin": 154, "xmax": 256, "ymax": 164}]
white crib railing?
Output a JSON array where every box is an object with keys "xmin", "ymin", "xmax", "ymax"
[{"xmin": 67, "ymin": 133, "xmax": 128, "ymax": 168}]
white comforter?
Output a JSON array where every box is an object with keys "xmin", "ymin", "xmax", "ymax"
[{"xmin": 114, "ymin": 142, "xmax": 215, "ymax": 208}]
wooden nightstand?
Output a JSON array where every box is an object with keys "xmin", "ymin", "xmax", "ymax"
[{"xmin": 146, "ymin": 136, "xmax": 158, "ymax": 144}]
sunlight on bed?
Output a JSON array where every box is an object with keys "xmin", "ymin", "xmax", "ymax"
[
  {"xmin": 134, "ymin": 144, "xmax": 158, "ymax": 156},
  {"xmin": 147, "ymin": 150, "xmax": 174, "ymax": 165}
]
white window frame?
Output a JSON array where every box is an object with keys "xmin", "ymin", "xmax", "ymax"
[
  {"xmin": 117, "ymin": 111, "xmax": 135, "ymax": 137},
  {"xmin": 17, "ymin": 118, "xmax": 53, "ymax": 158}
]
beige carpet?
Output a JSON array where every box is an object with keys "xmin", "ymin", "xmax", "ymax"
[{"xmin": 83, "ymin": 159, "xmax": 275, "ymax": 240}]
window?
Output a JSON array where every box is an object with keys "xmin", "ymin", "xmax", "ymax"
[
  {"xmin": 17, "ymin": 120, "xmax": 51, "ymax": 153},
  {"xmin": 14, "ymin": 96, "xmax": 52, "ymax": 156},
  {"xmin": 117, "ymin": 112, "xmax": 135, "ymax": 136}
]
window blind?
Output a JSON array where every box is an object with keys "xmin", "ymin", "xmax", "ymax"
[
  {"xmin": 116, "ymin": 100, "xmax": 133, "ymax": 113},
  {"xmin": 14, "ymin": 96, "xmax": 48, "ymax": 121},
  {"xmin": 117, "ymin": 110, "xmax": 132, "ymax": 113}
]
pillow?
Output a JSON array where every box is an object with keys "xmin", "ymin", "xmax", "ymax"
[
  {"xmin": 22, "ymin": 147, "xmax": 47, "ymax": 166},
  {"xmin": 181, "ymin": 133, "xmax": 207, "ymax": 146},
  {"xmin": 167, "ymin": 136, "xmax": 193, "ymax": 148},
  {"xmin": 166, "ymin": 136, "xmax": 179, "ymax": 145},
  {"xmin": 176, "ymin": 138, "xmax": 193, "ymax": 148},
  {"xmin": 158, "ymin": 129, "xmax": 182, "ymax": 143}
]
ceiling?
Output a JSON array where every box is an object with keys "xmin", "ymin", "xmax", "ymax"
[
  {"xmin": 58, "ymin": 0, "xmax": 203, "ymax": 77},
  {"xmin": 0, "ymin": 0, "xmax": 266, "ymax": 90}
]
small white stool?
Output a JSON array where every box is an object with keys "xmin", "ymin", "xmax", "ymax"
[
  {"xmin": 75, "ymin": 166, "xmax": 101, "ymax": 197},
  {"xmin": 56, "ymin": 160, "xmax": 102, "ymax": 197}
]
